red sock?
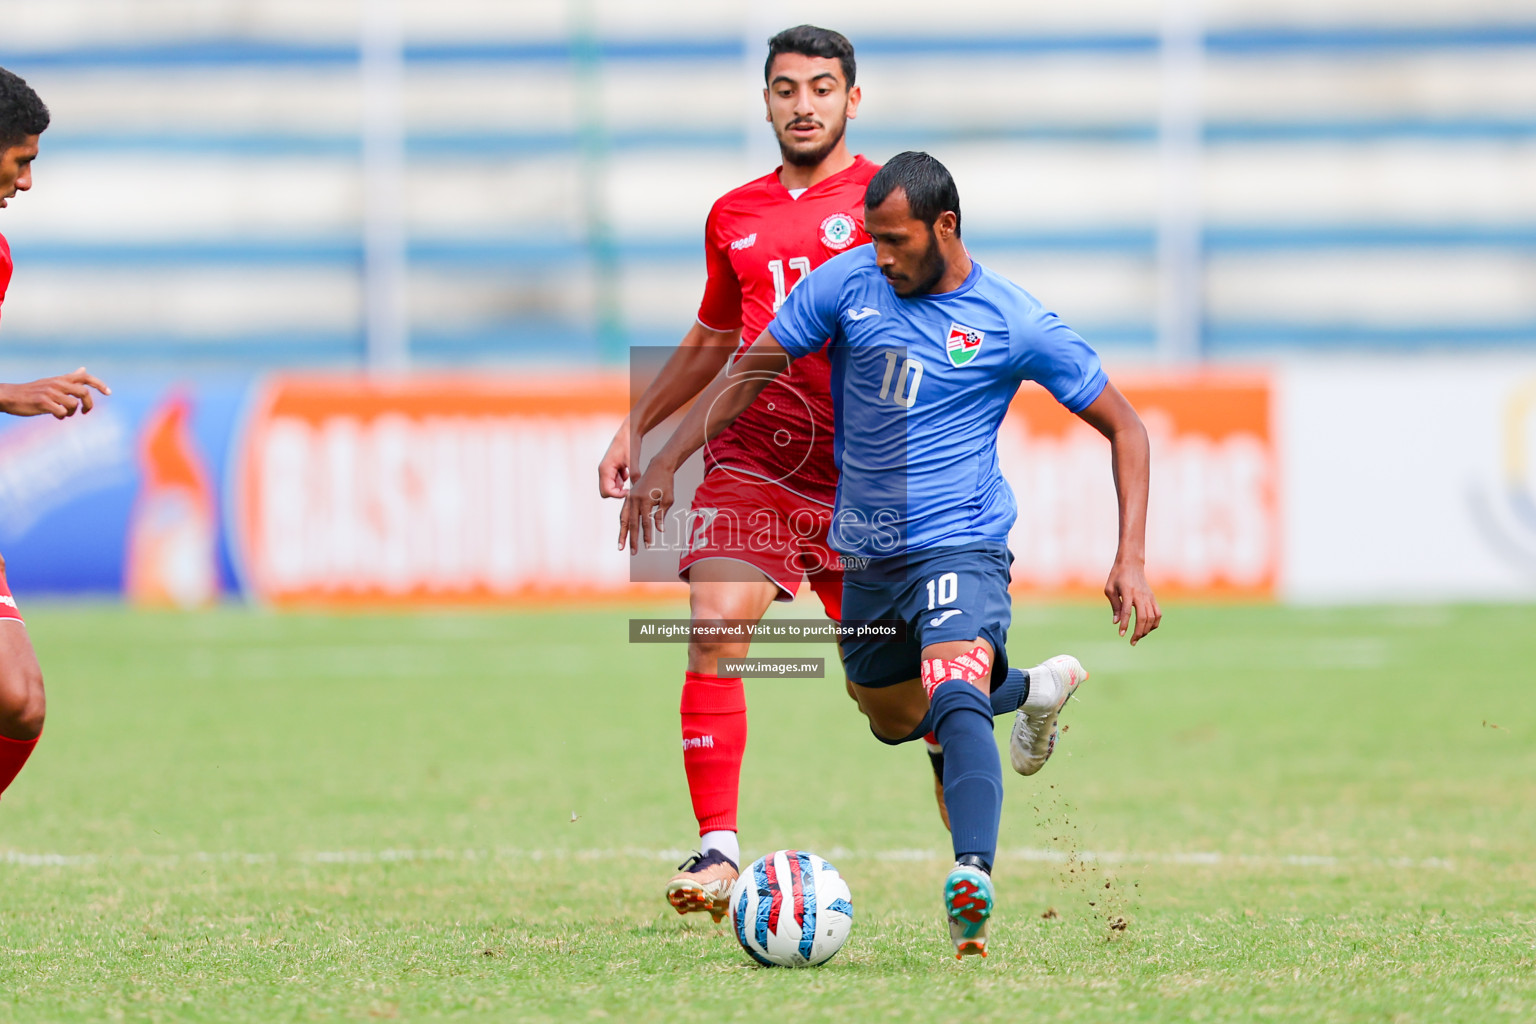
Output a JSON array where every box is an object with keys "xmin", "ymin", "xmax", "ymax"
[
  {"xmin": 680, "ymin": 671, "xmax": 747, "ymax": 835},
  {"xmin": 0, "ymin": 732, "xmax": 39, "ymax": 800}
]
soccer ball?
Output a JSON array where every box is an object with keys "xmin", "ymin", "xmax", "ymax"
[{"xmin": 728, "ymin": 850, "xmax": 854, "ymax": 967}]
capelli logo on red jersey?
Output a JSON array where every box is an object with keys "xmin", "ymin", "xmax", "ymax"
[{"xmin": 730, "ymin": 233, "xmax": 757, "ymax": 251}]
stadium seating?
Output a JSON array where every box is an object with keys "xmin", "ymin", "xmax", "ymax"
[{"xmin": 0, "ymin": 0, "xmax": 1532, "ymax": 368}]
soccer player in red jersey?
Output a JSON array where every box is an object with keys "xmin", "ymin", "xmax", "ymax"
[
  {"xmin": 0, "ymin": 67, "xmax": 112, "ymax": 807},
  {"xmin": 597, "ymin": 26, "xmax": 876, "ymax": 918}
]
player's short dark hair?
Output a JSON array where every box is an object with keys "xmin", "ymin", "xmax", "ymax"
[
  {"xmin": 765, "ymin": 25, "xmax": 856, "ymax": 88},
  {"xmin": 0, "ymin": 67, "xmax": 49, "ymax": 149},
  {"xmin": 865, "ymin": 151, "xmax": 962, "ymax": 237}
]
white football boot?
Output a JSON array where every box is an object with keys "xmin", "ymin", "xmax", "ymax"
[{"xmin": 1009, "ymin": 654, "xmax": 1088, "ymax": 776}]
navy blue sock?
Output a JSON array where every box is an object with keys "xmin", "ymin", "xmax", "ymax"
[
  {"xmin": 989, "ymin": 667, "xmax": 1029, "ymax": 717},
  {"xmin": 873, "ymin": 667, "xmax": 1030, "ymax": 746},
  {"xmin": 929, "ymin": 681, "xmax": 1003, "ymax": 866}
]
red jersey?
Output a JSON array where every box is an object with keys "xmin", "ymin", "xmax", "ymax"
[
  {"xmin": 696, "ymin": 156, "xmax": 877, "ymax": 506},
  {"xmin": 0, "ymin": 232, "xmax": 11, "ymax": 327}
]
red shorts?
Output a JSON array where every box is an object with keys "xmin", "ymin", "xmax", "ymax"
[
  {"xmin": 677, "ymin": 472, "xmax": 843, "ymax": 621},
  {"xmin": 0, "ymin": 558, "xmax": 22, "ymax": 623}
]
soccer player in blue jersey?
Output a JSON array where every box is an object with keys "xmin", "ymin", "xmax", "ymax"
[{"xmin": 620, "ymin": 151, "xmax": 1160, "ymax": 957}]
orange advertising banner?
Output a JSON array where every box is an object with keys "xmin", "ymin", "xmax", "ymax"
[
  {"xmin": 234, "ymin": 374, "xmax": 639, "ymax": 605},
  {"xmin": 1000, "ymin": 374, "xmax": 1278, "ymax": 599},
  {"xmin": 235, "ymin": 372, "xmax": 1276, "ymax": 606}
]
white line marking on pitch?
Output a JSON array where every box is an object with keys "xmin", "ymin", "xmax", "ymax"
[{"xmin": 0, "ymin": 847, "xmax": 1456, "ymax": 871}]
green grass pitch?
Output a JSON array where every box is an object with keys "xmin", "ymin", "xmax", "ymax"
[{"xmin": 1, "ymin": 601, "xmax": 1533, "ymax": 1022}]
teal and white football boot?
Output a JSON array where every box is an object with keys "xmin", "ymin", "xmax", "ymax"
[{"xmin": 944, "ymin": 856, "xmax": 994, "ymax": 958}]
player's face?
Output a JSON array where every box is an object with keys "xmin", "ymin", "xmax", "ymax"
[
  {"xmin": 0, "ymin": 136, "xmax": 39, "ymax": 209},
  {"xmin": 763, "ymin": 54, "xmax": 860, "ymax": 168},
  {"xmin": 866, "ymin": 190, "xmax": 949, "ymax": 297}
]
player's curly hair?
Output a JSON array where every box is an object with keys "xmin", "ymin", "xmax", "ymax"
[
  {"xmin": 866, "ymin": 151, "xmax": 962, "ymax": 238},
  {"xmin": 0, "ymin": 67, "xmax": 49, "ymax": 149},
  {"xmin": 765, "ymin": 25, "xmax": 856, "ymax": 88}
]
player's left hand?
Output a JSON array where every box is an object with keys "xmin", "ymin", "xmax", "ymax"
[
  {"xmin": 0, "ymin": 368, "xmax": 112, "ymax": 419},
  {"xmin": 618, "ymin": 461, "xmax": 676, "ymax": 553},
  {"xmin": 1105, "ymin": 558, "xmax": 1161, "ymax": 645},
  {"xmin": 597, "ymin": 419, "xmax": 631, "ymax": 498}
]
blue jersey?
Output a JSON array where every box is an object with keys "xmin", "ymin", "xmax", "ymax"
[{"xmin": 766, "ymin": 244, "xmax": 1107, "ymax": 558}]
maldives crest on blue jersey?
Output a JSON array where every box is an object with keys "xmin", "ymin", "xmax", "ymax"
[
  {"xmin": 819, "ymin": 213, "xmax": 858, "ymax": 251},
  {"xmin": 945, "ymin": 323, "xmax": 985, "ymax": 367}
]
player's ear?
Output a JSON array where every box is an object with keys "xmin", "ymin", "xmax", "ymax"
[
  {"xmin": 845, "ymin": 84, "xmax": 862, "ymax": 120},
  {"xmin": 763, "ymin": 87, "xmax": 772, "ymax": 122},
  {"xmin": 935, "ymin": 211, "xmax": 957, "ymax": 240}
]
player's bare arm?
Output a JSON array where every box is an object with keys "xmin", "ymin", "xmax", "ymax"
[
  {"xmin": 597, "ymin": 322, "xmax": 741, "ymax": 498},
  {"xmin": 618, "ymin": 332, "xmax": 792, "ymax": 552},
  {"xmin": 0, "ymin": 368, "xmax": 110, "ymax": 419},
  {"xmin": 0, "ymin": 66, "xmax": 55, "ymax": 802},
  {"xmin": 1073, "ymin": 381, "xmax": 1161, "ymax": 644}
]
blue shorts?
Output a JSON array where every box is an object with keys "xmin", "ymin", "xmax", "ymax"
[{"xmin": 840, "ymin": 541, "xmax": 1013, "ymax": 688}]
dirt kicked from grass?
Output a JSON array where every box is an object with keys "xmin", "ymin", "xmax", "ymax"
[{"xmin": 1, "ymin": 603, "xmax": 1533, "ymax": 1022}]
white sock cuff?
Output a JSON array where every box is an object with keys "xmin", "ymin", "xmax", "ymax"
[
  {"xmin": 1021, "ymin": 663, "xmax": 1062, "ymax": 709},
  {"xmin": 701, "ymin": 829, "xmax": 740, "ymax": 865}
]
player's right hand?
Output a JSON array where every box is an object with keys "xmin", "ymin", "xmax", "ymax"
[
  {"xmin": 598, "ymin": 425, "xmax": 630, "ymax": 498},
  {"xmin": 618, "ymin": 461, "xmax": 676, "ymax": 553},
  {"xmin": 1105, "ymin": 557, "xmax": 1161, "ymax": 645},
  {"xmin": 0, "ymin": 368, "xmax": 112, "ymax": 419}
]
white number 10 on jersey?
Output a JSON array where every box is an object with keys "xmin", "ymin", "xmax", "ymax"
[{"xmin": 878, "ymin": 351, "xmax": 924, "ymax": 408}]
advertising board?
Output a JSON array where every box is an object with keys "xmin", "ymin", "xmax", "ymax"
[
  {"xmin": 1002, "ymin": 374, "xmax": 1277, "ymax": 599},
  {"xmin": 4, "ymin": 361, "xmax": 1531, "ymax": 606},
  {"xmin": 233, "ymin": 375, "xmax": 641, "ymax": 605},
  {"xmin": 1280, "ymin": 358, "xmax": 1536, "ymax": 602}
]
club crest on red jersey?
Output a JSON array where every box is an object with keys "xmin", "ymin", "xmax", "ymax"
[
  {"xmin": 820, "ymin": 213, "xmax": 858, "ymax": 251},
  {"xmin": 945, "ymin": 323, "xmax": 985, "ymax": 367}
]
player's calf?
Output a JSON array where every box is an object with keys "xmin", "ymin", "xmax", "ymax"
[
  {"xmin": 674, "ymin": 569, "xmax": 777, "ymax": 903},
  {"xmin": 926, "ymin": 733, "xmax": 950, "ymax": 832},
  {"xmin": 0, "ymin": 627, "xmax": 44, "ymax": 740},
  {"xmin": 922, "ymin": 644, "xmax": 1004, "ymax": 955},
  {"xmin": 0, "ymin": 621, "xmax": 44, "ymax": 801},
  {"xmin": 679, "ymin": 669, "xmax": 746, "ymax": 850}
]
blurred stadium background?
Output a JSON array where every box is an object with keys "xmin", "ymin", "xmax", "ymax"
[
  {"xmin": 1, "ymin": 0, "xmax": 1534, "ymax": 606},
  {"xmin": 2, "ymin": 6, "xmax": 1535, "ymax": 1018}
]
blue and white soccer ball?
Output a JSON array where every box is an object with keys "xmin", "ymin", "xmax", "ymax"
[{"xmin": 728, "ymin": 850, "xmax": 854, "ymax": 967}]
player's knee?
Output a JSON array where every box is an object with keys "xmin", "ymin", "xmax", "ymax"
[
  {"xmin": 858, "ymin": 702, "xmax": 924, "ymax": 743},
  {"xmin": 686, "ymin": 614, "xmax": 750, "ymax": 671},
  {"xmin": 870, "ymin": 714, "xmax": 924, "ymax": 743},
  {"xmin": 687, "ymin": 597, "xmax": 761, "ymax": 667},
  {"xmin": 687, "ymin": 634, "xmax": 750, "ymax": 671},
  {"xmin": 0, "ymin": 663, "xmax": 45, "ymax": 740},
  {"xmin": 6, "ymin": 700, "xmax": 44, "ymax": 740}
]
